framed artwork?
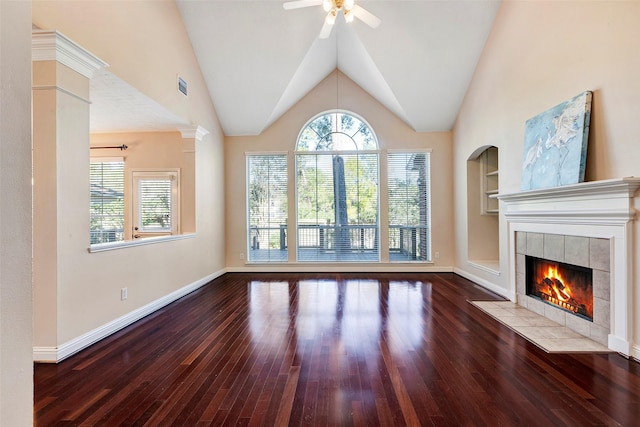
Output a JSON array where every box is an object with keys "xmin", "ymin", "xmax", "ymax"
[{"xmin": 521, "ymin": 91, "xmax": 592, "ymax": 191}]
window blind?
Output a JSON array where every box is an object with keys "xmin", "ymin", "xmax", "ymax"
[
  {"xmin": 137, "ymin": 178, "xmax": 173, "ymax": 232},
  {"xmin": 388, "ymin": 152, "xmax": 431, "ymax": 261},
  {"xmin": 90, "ymin": 161, "xmax": 125, "ymax": 244},
  {"xmin": 247, "ymin": 155, "xmax": 288, "ymax": 262},
  {"xmin": 296, "ymin": 152, "xmax": 379, "ymax": 262}
]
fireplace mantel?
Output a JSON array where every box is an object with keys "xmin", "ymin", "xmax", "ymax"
[
  {"xmin": 497, "ymin": 177, "xmax": 640, "ymax": 357},
  {"xmin": 498, "ymin": 177, "xmax": 640, "ymax": 201},
  {"xmin": 497, "ymin": 177, "xmax": 640, "ymax": 223}
]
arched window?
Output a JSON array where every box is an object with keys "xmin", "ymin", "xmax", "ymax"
[{"xmin": 295, "ymin": 111, "xmax": 379, "ymax": 262}]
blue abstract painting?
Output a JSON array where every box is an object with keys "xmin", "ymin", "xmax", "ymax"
[{"xmin": 521, "ymin": 91, "xmax": 592, "ymax": 191}]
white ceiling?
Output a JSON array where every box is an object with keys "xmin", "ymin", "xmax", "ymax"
[
  {"xmin": 90, "ymin": 68, "xmax": 190, "ymax": 134},
  {"xmin": 89, "ymin": 1, "xmax": 501, "ymax": 136},
  {"xmin": 176, "ymin": 0, "xmax": 501, "ymax": 136}
]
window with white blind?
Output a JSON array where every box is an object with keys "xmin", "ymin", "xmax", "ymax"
[
  {"xmin": 388, "ymin": 151, "xmax": 431, "ymax": 261},
  {"xmin": 247, "ymin": 154, "xmax": 288, "ymax": 262},
  {"xmin": 296, "ymin": 111, "xmax": 379, "ymax": 262},
  {"xmin": 90, "ymin": 159, "xmax": 125, "ymax": 244},
  {"xmin": 132, "ymin": 170, "xmax": 179, "ymax": 237}
]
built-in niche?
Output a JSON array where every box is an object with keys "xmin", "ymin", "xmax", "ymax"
[{"xmin": 466, "ymin": 146, "xmax": 499, "ymax": 271}]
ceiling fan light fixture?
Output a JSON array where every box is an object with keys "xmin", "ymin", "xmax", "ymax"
[
  {"xmin": 322, "ymin": 0, "xmax": 332, "ymax": 12},
  {"xmin": 344, "ymin": 0, "xmax": 355, "ymax": 11},
  {"xmin": 344, "ymin": 10, "xmax": 354, "ymax": 23},
  {"xmin": 325, "ymin": 11, "xmax": 337, "ymax": 26}
]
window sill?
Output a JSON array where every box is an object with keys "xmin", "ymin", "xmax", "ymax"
[{"xmin": 88, "ymin": 233, "xmax": 196, "ymax": 253}]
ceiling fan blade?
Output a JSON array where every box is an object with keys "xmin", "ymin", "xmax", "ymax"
[
  {"xmin": 283, "ymin": 0, "xmax": 322, "ymax": 10},
  {"xmin": 351, "ymin": 4, "xmax": 381, "ymax": 28},
  {"xmin": 319, "ymin": 16, "xmax": 334, "ymax": 39}
]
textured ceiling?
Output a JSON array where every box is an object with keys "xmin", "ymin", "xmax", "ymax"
[
  {"xmin": 176, "ymin": 0, "xmax": 501, "ymax": 136},
  {"xmin": 90, "ymin": 68, "xmax": 189, "ymax": 134}
]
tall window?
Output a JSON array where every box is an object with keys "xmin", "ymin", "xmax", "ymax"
[
  {"xmin": 132, "ymin": 170, "xmax": 179, "ymax": 237},
  {"xmin": 90, "ymin": 159, "xmax": 125, "ymax": 244},
  {"xmin": 247, "ymin": 154, "xmax": 288, "ymax": 262},
  {"xmin": 296, "ymin": 111, "xmax": 379, "ymax": 262},
  {"xmin": 388, "ymin": 151, "xmax": 431, "ymax": 261}
]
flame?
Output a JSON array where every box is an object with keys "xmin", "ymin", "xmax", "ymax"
[{"xmin": 545, "ymin": 266, "xmax": 571, "ymax": 301}]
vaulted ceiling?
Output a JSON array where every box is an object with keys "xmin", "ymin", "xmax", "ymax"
[
  {"xmin": 90, "ymin": 1, "xmax": 501, "ymax": 136},
  {"xmin": 176, "ymin": 0, "xmax": 500, "ymax": 136}
]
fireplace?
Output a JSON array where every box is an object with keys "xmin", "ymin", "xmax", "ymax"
[
  {"xmin": 498, "ymin": 177, "xmax": 640, "ymax": 357},
  {"xmin": 525, "ymin": 256, "xmax": 593, "ymax": 321}
]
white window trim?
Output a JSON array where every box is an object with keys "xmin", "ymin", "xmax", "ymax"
[
  {"xmin": 131, "ymin": 169, "xmax": 180, "ymax": 238},
  {"xmin": 90, "ymin": 156, "xmax": 125, "ymax": 163}
]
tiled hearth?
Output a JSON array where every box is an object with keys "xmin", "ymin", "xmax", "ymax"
[
  {"xmin": 471, "ymin": 300, "xmax": 611, "ymax": 353},
  {"xmin": 515, "ymin": 231, "xmax": 610, "ymax": 345},
  {"xmin": 498, "ymin": 178, "xmax": 640, "ymax": 357}
]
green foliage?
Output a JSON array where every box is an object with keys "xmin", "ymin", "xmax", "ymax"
[
  {"xmin": 248, "ymin": 155, "xmax": 288, "ymax": 229},
  {"xmin": 297, "ymin": 153, "xmax": 378, "ymax": 226},
  {"xmin": 296, "ymin": 112, "xmax": 377, "ymax": 151}
]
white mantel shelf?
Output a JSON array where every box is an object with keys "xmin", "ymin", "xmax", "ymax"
[
  {"xmin": 497, "ymin": 177, "xmax": 640, "ymax": 202},
  {"xmin": 496, "ymin": 177, "xmax": 640, "ymax": 225}
]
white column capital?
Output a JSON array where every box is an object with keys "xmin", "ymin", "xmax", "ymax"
[
  {"xmin": 32, "ymin": 30, "xmax": 108, "ymax": 78},
  {"xmin": 179, "ymin": 125, "xmax": 210, "ymax": 142}
]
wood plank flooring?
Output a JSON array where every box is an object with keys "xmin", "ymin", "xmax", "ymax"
[{"xmin": 34, "ymin": 273, "xmax": 640, "ymax": 426}]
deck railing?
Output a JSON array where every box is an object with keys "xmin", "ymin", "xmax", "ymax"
[
  {"xmin": 90, "ymin": 229, "xmax": 125, "ymax": 244},
  {"xmin": 249, "ymin": 224, "xmax": 430, "ymax": 260},
  {"xmin": 389, "ymin": 225, "xmax": 430, "ymax": 261}
]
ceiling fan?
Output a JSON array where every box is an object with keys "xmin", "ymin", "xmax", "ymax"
[{"xmin": 283, "ymin": 0, "xmax": 381, "ymax": 39}]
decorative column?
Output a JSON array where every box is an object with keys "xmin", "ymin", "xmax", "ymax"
[
  {"xmin": 32, "ymin": 30, "xmax": 107, "ymax": 361},
  {"xmin": 179, "ymin": 125, "xmax": 209, "ymax": 234}
]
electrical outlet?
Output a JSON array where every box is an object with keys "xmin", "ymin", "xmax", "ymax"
[
  {"xmin": 435, "ymin": 251, "xmax": 440, "ymax": 259},
  {"xmin": 121, "ymin": 287, "xmax": 128, "ymax": 301},
  {"xmin": 239, "ymin": 252, "xmax": 245, "ymax": 260}
]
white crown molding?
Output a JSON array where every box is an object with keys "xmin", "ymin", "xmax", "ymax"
[
  {"xmin": 179, "ymin": 125, "xmax": 210, "ymax": 142},
  {"xmin": 32, "ymin": 30, "xmax": 108, "ymax": 79}
]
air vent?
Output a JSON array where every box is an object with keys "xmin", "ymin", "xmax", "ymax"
[{"xmin": 177, "ymin": 76, "xmax": 188, "ymax": 96}]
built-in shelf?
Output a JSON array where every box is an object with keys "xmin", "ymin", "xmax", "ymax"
[{"xmin": 481, "ymin": 147, "xmax": 499, "ymax": 215}]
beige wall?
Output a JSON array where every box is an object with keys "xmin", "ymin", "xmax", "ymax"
[
  {"xmin": 225, "ymin": 71, "xmax": 454, "ymax": 271},
  {"xmin": 453, "ymin": 0, "xmax": 640, "ymax": 342},
  {"xmin": 0, "ymin": 0, "xmax": 33, "ymax": 424},
  {"xmin": 91, "ymin": 131, "xmax": 196, "ymax": 237},
  {"xmin": 32, "ymin": 1, "xmax": 225, "ymax": 359}
]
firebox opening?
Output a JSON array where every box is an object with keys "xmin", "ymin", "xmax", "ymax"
[{"xmin": 525, "ymin": 256, "xmax": 594, "ymax": 321}]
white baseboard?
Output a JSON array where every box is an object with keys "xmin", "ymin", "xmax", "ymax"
[
  {"xmin": 608, "ymin": 334, "xmax": 632, "ymax": 358},
  {"xmin": 227, "ymin": 265, "xmax": 454, "ymax": 273},
  {"xmin": 32, "ymin": 347, "xmax": 58, "ymax": 363},
  {"xmin": 34, "ymin": 268, "xmax": 227, "ymax": 363},
  {"xmin": 632, "ymin": 343, "xmax": 640, "ymax": 362},
  {"xmin": 453, "ymin": 267, "xmax": 514, "ymax": 300}
]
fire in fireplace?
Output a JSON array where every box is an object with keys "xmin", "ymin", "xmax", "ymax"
[{"xmin": 525, "ymin": 256, "xmax": 593, "ymax": 321}]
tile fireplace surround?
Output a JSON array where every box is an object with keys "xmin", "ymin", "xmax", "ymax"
[
  {"xmin": 515, "ymin": 231, "xmax": 608, "ymax": 345},
  {"xmin": 498, "ymin": 177, "xmax": 640, "ymax": 358}
]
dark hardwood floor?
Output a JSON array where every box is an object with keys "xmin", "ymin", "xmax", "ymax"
[{"xmin": 34, "ymin": 273, "xmax": 640, "ymax": 426}]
